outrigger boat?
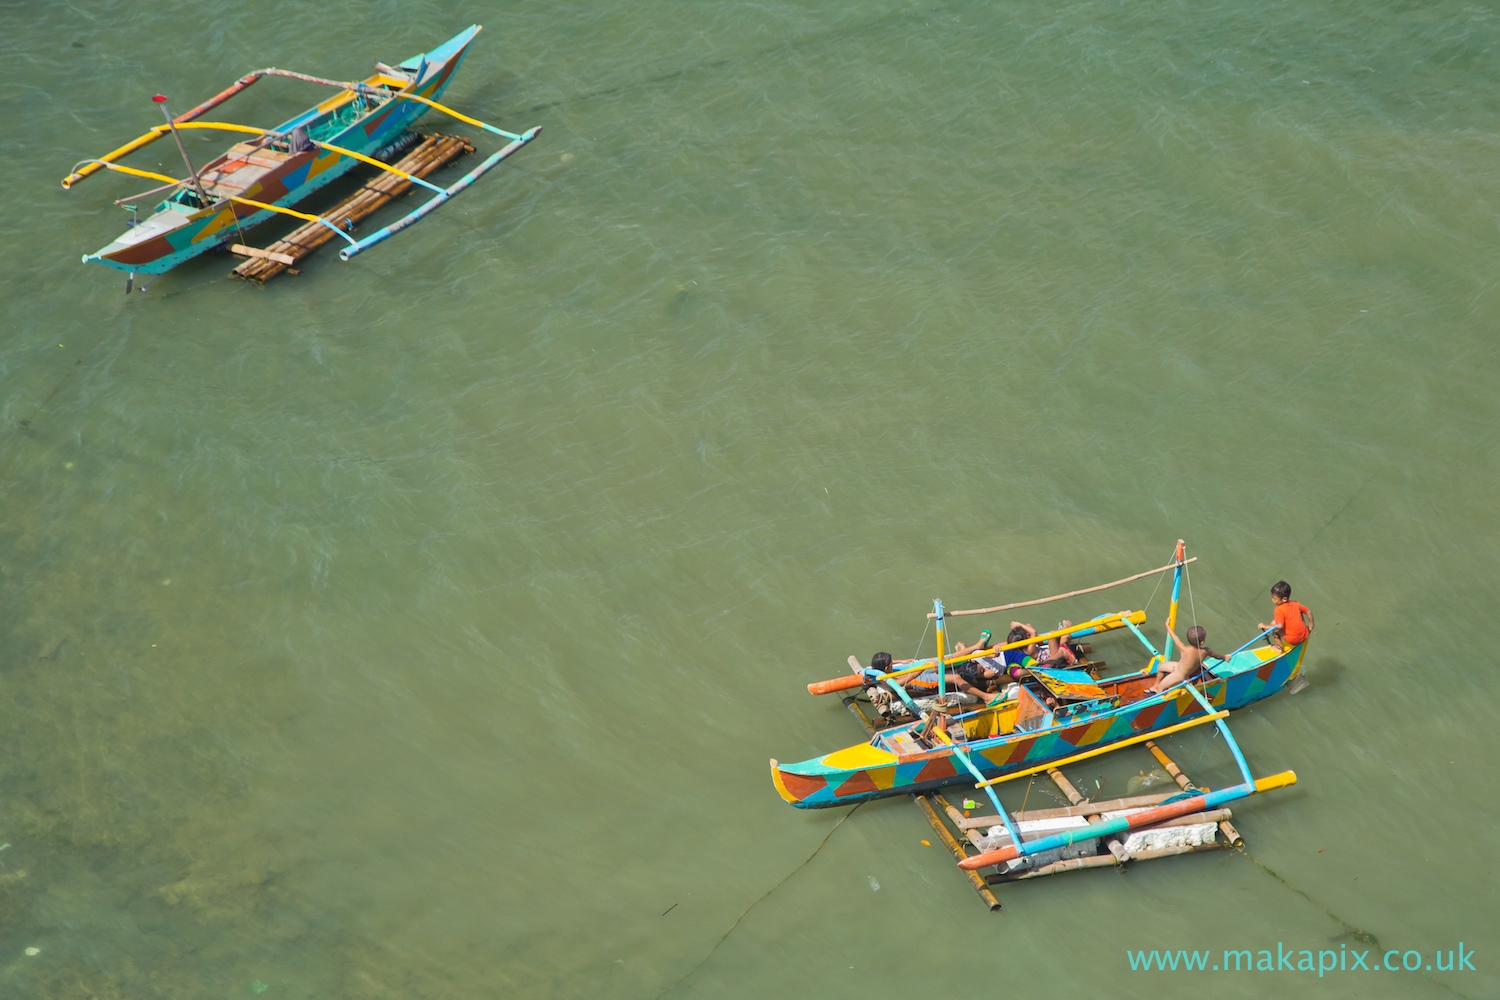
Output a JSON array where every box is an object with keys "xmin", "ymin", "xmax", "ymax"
[
  {"xmin": 771, "ymin": 542, "xmax": 1302, "ymax": 890},
  {"xmin": 61, "ymin": 25, "xmax": 538, "ymax": 286}
]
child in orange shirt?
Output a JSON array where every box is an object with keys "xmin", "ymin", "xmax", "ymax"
[{"xmin": 1258, "ymin": 580, "xmax": 1314, "ymax": 651}]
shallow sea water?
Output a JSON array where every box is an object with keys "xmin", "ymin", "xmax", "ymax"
[{"xmin": 2, "ymin": 1, "xmax": 1498, "ymax": 997}]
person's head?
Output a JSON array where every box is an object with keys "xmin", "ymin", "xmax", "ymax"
[
  {"xmin": 1007, "ymin": 626, "xmax": 1030, "ymax": 645},
  {"xmin": 1186, "ymin": 625, "xmax": 1207, "ymax": 649},
  {"xmin": 870, "ymin": 652, "xmax": 893, "ymax": 672},
  {"xmin": 1270, "ymin": 580, "xmax": 1291, "ymax": 604}
]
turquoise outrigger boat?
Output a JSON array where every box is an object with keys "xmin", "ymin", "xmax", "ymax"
[
  {"xmin": 61, "ymin": 25, "xmax": 539, "ymax": 285},
  {"xmin": 773, "ymin": 542, "xmax": 1302, "ymax": 877}
]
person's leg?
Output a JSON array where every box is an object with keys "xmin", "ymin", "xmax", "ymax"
[{"xmin": 1148, "ymin": 659, "xmax": 1186, "ymax": 693}]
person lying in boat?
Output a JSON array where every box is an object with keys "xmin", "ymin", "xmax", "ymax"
[
  {"xmin": 1145, "ymin": 624, "xmax": 1229, "ymax": 694},
  {"xmin": 862, "ymin": 651, "xmax": 998, "ymax": 703},
  {"xmin": 950, "ymin": 629, "xmax": 993, "ymax": 656},
  {"xmin": 1258, "ymin": 580, "xmax": 1314, "ymax": 651}
]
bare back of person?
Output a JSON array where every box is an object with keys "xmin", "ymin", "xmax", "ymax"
[{"xmin": 1146, "ymin": 624, "xmax": 1225, "ymax": 695}]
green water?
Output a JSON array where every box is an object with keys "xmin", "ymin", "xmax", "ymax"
[{"xmin": 4, "ymin": 1, "xmax": 1498, "ymax": 996}]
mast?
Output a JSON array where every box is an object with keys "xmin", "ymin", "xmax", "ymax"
[
  {"xmin": 933, "ymin": 599, "xmax": 946, "ymax": 697},
  {"xmin": 151, "ymin": 95, "xmax": 210, "ymax": 205}
]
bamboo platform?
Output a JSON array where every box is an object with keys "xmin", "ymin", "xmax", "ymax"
[
  {"xmin": 230, "ymin": 133, "xmax": 475, "ymax": 282},
  {"xmin": 839, "ymin": 688, "xmax": 1245, "ymax": 911}
]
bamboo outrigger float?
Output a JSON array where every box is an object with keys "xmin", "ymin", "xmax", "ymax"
[
  {"xmin": 773, "ymin": 541, "xmax": 1302, "ymax": 905},
  {"xmin": 61, "ymin": 26, "xmax": 538, "ymax": 288}
]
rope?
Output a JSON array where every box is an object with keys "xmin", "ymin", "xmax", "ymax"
[
  {"xmin": 1186, "ymin": 559, "xmax": 1199, "ymax": 628},
  {"xmin": 660, "ymin": 803, "xmax": 862, "ymax": 996},
  {"xmin": 1141, "ymin": 564, "xmax": 1170, "ymax": 616},
  {"xmin": 911, "ymin": 615, "xmax": 932, "ymax": 662}
]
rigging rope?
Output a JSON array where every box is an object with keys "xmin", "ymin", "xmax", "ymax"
[{"xmin": 1142, "ymin": 564, "xmax": 1170, "ymax": 615}]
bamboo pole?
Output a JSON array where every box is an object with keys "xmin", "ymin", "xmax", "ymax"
[
  {"xmin": 931, "ymin": 558, "xmax": 1196, "ymax": 618},
  {"xmin": 959, "ymin": 770, "xmax": 1296, "ymax": 870},
  {"xmin": 232, "ymin": 134, "xmax": 474, "ymax": 282},
  {"xmin": 913, "ymin": 794, "xmax": 1001, "ymax": 911},
  {"xmin": 839, "ymin": 693, "xmax": 999, "ymax": 910},
  {"xmin": 1145, "ymin": 739, "xmax": 1242, "ymax": 846},
  {"xmin": 1048, "ymin": 768, "xmax": 1128, "ymax": 863},
  {"xmin": 957, "ymin": 791, "xmax": 1180, "ymax": 829}
]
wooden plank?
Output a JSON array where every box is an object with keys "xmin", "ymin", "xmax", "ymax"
[
  {"xmin": 230, "ymin": 244, "xmax": 296, "ymax": 266},
  {"xmin": 957, "ymin": 791, "xmax": 1179, "ymax": 829}
]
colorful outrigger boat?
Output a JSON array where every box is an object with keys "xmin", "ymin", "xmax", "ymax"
[
  {"xmin": 61, "ymin": 25, "xmax": 538, "ymax": 284},
  {"xmin": 773, "ymin": 542, "xmax": 1302, "ymax": 886}
]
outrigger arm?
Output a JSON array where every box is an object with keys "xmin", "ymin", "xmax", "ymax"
[
  {"xmin": 61, "ymin": 69, "xmax": 534, "ymax": 188},
  {"xmin": 958, "ymin": 680, "xmax": 1293, "ymax": 872}
]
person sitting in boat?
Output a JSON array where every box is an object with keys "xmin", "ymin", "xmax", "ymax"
[
  {"xmin": 1258, "ymin": 580, "xmax": 1314, "ymax": 651},
  {"xmin": 863, "ymin": 651, "xmax": 997, "ymax": 703},
  {"xmin": 998, "ymin": 621, "xmax": 1081, "ymax": 675},
  {"xmin": 1145, "ymin": 624, "xmax": 1229, "ymax": 694}
]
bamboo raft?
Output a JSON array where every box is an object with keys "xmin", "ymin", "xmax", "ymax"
[
  {"xmin": 230, "ymin": 132, "xmax": 475, "ymax": 282},
  {"xmin": 838, "ymin": 690, "xmax": 1247, "ymax": 911}
]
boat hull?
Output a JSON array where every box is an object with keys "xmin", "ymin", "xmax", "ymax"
[
  {"xmin": 773, "ymin": 640, "xmax": 1306, "ymax": 809},
  {"xmin": 84, "ymin": 27, "xmax": 479, "ymax": 275}
]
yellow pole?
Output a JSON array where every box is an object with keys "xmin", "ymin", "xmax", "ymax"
[
  {"xmin": 974, "ymin": 709, "xmax": 1228, "ymax": 788},
  {"xmin": 933, "ymin": 600, "xmax": 947, "ymax": 697}
]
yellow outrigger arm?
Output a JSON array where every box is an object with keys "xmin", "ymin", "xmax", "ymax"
[
  {"xmin": 73, "ymin": 159, "xmax": 360, "ymax": 248},
  {"xmin": 70, "ymin": 120, "xmax": 448, "ymax": 196},
  {"xmin": 60, "ymin": 79, "xmax": 527, "ymax": 188}
]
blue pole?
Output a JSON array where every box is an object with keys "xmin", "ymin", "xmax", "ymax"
[
  {"xmin": 1182, "ymin": 682, "xmax": 1253, "ymax": 785},
  {"xmin": 339, "ymin": 127, "xmax": 541, "ymax": 261},
  {"xmin": 933, "ymin": 599, "xmax": 946, "ymax": 698}
]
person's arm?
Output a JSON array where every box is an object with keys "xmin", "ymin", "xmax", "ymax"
[
  {"xmin": 1163, "ymin": 623, "xmax": 1188, "ymax": 654},
  {"xmin": 1302, "ymin": 606, "xmax": 1315, "ymax": 632},
  {"xmin": 1010, "ymin": 621, "xmax": 1037, "ymax": 638}
]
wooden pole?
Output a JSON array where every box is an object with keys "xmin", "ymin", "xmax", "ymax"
[
  {"xmin": 932, "ymin": 558, "xmax": 1196, "ymax": 618},
  {"xmin": 1145, "ymin": 739, "xmax": 1243, "ymax": 847},
  {"xmin": 1047, "ymin": 768, "xmax": 1128, "ymax": 863},
  {"xmin": 841, "ymin": 694, "xmax": 999, "ymax": 910},
  {"xmin": 957, "ymin": 791, "xmax": 1180, "ymax": 828},
  {"xmin": 959, "ymin": 771, "xmax": 1295, "ymax": 870},
  {"xmin": 913, "ymin": 794, "xmax": 1001, "ymax": 911}
]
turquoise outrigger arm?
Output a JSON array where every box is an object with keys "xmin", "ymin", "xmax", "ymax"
[
  {"xmin": 952, "ymin": 741, "xmax": 1025, "ymax": 850},
  {"xmin": 339, "ymin": 126, "xmax": 541, "ymax": 260},
  {"xmin": 1121, "ymin": 615, "xmax": 1159, "ymax": 657}
]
